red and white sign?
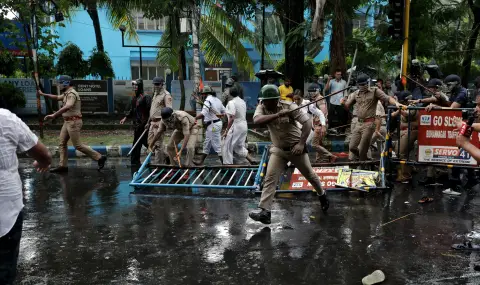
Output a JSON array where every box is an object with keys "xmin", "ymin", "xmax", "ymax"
[
  {"xmin": 417, "ymin": 110, "xmax": 480, "ymax": 165},
  {"xmin": 289, "ymin": 166, "xmax": 349, "ymax": 190}
]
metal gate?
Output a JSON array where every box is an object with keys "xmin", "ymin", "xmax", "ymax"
[{"xmin": 130, "ymin": 149, "xmax": 269, "ymax": 191}]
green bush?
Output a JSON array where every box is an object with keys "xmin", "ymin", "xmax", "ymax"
[
  {"xmin": 88, "ymin": 49, "xmax": 115, "ymax": 79},
  {"xmin": 0, "ymin": 82, "xmax": 26, "ymax": 110},
  {"xmin": 55, "ymin": 43, "xmax": 89, "ymax": 78},
  {"xmin": 0, "ymin": 51, "xmax": 17, "ymax": 77},
  {"xmin": 275, "ymin": 57, "xmax": 318, "ymax": 81}
]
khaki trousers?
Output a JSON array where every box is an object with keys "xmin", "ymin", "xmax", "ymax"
[
  {"xmin": 349, "ymin": 121, "xmax": 375, "ymax": 162},
  {"xmin": 348, "ymin": 117, "xmax": 358, "ymax": 160},
  {"xmin": 259, "ymin": 147, "xmax": 325, "ymax": 210},
  {"xmin": 311, "ymin": 129, "xmax": 333, "ymax": 162},
  {"xmin": 398, "ymin": 129, "xmax": 418, "ymax": 178},
  {"xmin": 148, "ymin": 121, "xmax": 166, "ymax": 164},
  {"xmin": 166, "ymin": 127, "xmax": 199, "ymax": 167},
  {"xmin": 59, "ymin": 120, "xmax": 101, "ymax": 167}
]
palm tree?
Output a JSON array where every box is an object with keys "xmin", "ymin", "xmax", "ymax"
[
  {"xmin": 156, "ymin": 0, "xmax": 274, "ymax": 109},
  {"xmin": 72, "ymin": 0, "xmax": 138, "ymax": 52}
]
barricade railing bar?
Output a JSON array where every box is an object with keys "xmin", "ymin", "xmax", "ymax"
[
  {"xmin": 130, "ymin": 149, "xmax": 269, "ymax": 191},
  {"xmin": 384, "ymin": 106, "xmax": 480, "ymax": 183}
]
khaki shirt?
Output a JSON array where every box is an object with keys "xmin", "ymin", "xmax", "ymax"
[
  {"xmin": 58, "ymin": 88, "xmax": 81, "ymax": 117},
  {"xmin": 150, "ymin": 89, "xmax": 173, "ymax": 119},
  {"xmin": 160, "ymin": 110, "xmax": 196, "ymax": 136},
  {"xmin": 253, "ymin": 101, "xmax": 310, "ymax": 148},
  {"xmin": 346, "ymin": 87, "xmax": 390, "ymax": 120},
  {"xmin": 375, "ymin": 101, "xmax": 386, "ymax": 126}
]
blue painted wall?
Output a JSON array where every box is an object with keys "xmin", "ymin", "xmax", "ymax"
[{"xmin": 54, "ymin": 6, "xmax": 376, "ymax": 80}]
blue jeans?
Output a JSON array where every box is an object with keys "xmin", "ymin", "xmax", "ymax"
[{"xmin": 0, "ymin": 210, "xmax": 23, "ymax": 285}]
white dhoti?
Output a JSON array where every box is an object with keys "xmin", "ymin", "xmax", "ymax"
[
  {"xmin": 222, "ymin": 121, "xmax": 248, "ymax": 164},
  {"xmin": 203, "ymin": 120, "xmax": 223, "ymax": 155}
]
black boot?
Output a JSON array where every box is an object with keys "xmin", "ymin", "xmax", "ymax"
[
  {"xmin": 97, "ymin": 155, "xmax": 107, "ymax": 171},
  {"xmin": 318, "ymin": 193, "xmax": 330, "ymax": 212},
  {"xmin": 193, "ymin": 154, "xmax": 208, "ymax": 166},
  {"xmin": 50, "ymin": 166, "xmax": 68, "ymax": 173},
  {"xmin": 249, "ymin": 209, "xmax": 271, "ymax": 224}
]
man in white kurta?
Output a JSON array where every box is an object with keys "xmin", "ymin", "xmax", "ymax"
[{"xmin": 222, "ymin": 87, "xmax": 248, "ymax": 164}]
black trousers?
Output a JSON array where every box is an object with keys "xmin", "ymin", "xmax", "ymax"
[
  {"xmin": 131, "ymin": 124, "xmax": 148, "ymax": 165},
  {"xmin": 328, "ymin": 104, "xmax": 348, "ymax": 133},
  {"xmin": 0, "ymin": 211, "xmax": 23, "ymax": 285}
]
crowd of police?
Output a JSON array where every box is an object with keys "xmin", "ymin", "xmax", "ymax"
[{"xmin": 39, "ymin": 68, "xmax": 480, "ymax": 223}]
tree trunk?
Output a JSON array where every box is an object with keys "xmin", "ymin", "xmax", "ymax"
[
  {"xmin": 311, "ymin": 0, "xmax": 326, "ymax": 41},
  {"xmin": 174, "ymin": 12, "xmax": 187, "ymax": 110},
  {"xmin": 329, "ymin": 0, "xmax": 347, "ymax": 75},
  {"xmin": 462, "ymin": 1, "xmax": 480, "ymax": 86},
  {"xmin": 283, "ymin": 0, "xmax": 304, "ymax": 90},
  {"xmin": 178, "ymin": 46, "xmax": 187, "ymax": 110},
  {"xmin": 85, "ymin": 1, "xmax": 104, "ymax": 53}
]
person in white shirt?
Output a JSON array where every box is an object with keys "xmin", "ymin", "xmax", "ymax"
[
  {"xmin": 222, "ymin": 87, "xmax": 249, "ymax": 164},
  {"xmin": 194, "ymin": 85, "xmax": 226, "ymax": 165},
  {"xmin": 293, "ymin": 90, "xmax": 337, "ymax": 163},
  {"xmin": 0, "ymin": 108, "xmax": 51, "ymax": 284},
  {"xmin": 325, "ymin": 69, "xmax": 348, "ymax": 134}
]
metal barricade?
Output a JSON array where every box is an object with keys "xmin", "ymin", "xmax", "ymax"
[
  {"xmin": 130, "ymin": 149, "xmax": 269, "ymax": 192},
  {"xmin": 383, "ymin": 106, "xmax": 479, "ymax": 184}
]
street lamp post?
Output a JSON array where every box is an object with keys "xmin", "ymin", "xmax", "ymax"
[{"xmin": 119, "ymin": 24, "xmax": 172, "ymax": 79}]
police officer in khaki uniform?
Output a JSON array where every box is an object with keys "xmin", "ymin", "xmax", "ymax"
[
  {"xmin": 149, "ymin": 107, "xmax": 199, "ymax": 168},
  {"xmin": 342, "ymin": 74, "xmax": 404, "ymax": 165},
  {"xmin": 249, "ymin": 84, "xmax": 329, "ymax": 225},
  {"xmin": 38, "ymin": 75, "xmax": 107, "ymax": 172},
  {"xmin": 147, "ymin": 77, "xmax": 172, "ymax": 164}
]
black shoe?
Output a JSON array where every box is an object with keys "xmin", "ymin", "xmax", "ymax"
[
  {"xmin": 50, "ymin": 166, "xmax": 68, "ymax": 173},
  {"xmin": 98, "ymin": 155, "xmax": 107, "ymax": 170},
  {"xmin": 318, "ymin": 193, "xmax": 329, "ymax": 212},
  {"xmin": 249, "ymin": 209, "xmax": 271, "ymax": 224}
]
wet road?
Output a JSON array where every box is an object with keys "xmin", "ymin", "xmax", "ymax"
[{"xmin": 14, "ymin": 158, "xmax": 480, "ymax": 284}]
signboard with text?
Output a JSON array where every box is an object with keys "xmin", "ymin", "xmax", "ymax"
[
  {"xmin": 417, "ymin": 110, "xmax": 480, "ymax": 165},
  {"xmin": 71, "ymin": 80, "xmax": 108, "ymax": 113},
  {"xmin": 289, "ymin": 166, "xmax": 349, "ymax": 190},
  {"xmin": 0, "ymin": 78, "xmax": 46, "ymax": 115}
]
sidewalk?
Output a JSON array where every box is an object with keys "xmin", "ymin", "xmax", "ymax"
[{"xmin": 26, "ymin": 139, "xmax": 350, "ymax": 158}]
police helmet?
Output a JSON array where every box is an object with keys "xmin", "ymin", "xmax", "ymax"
[
  {"xmin": 396, "ymin": 91, "xmax": 412, "ymax": 103},
  {"xmin": 152, "ymin": 77, "xmax": 165, "ymax": 85},
  {"xmin": 427, "ymin": 78, "xmax": 443, "ymax": 88},
  {"xmin": 258, "ymin": 84, "xmax": 280, "ymax": 100},
  {"xmin": 201, "ymin": 85, "xmax": 215, "ymax": 95},
  {"xmin": 444, "ymin": 74, "xmax": 461, "ymax": 85},
  {"xmin": 161, "ymin": 107, "xmax": 174, "ymax": 119},
  {"xmin": 356, "ymin": 74, "xmax": 369, "ymax": 85},
  {"xmin": 58, "ymin": 75, "xmax": 72, "ymax": 86}
]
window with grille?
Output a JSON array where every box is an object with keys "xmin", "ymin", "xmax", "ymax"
[{"xmin": 134, "ymin": 11, "xmax": 168, "ymax": 31}]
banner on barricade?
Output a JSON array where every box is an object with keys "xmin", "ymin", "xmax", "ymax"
[
  {"xmin": 289, "ymin": 166, "xmax": 349, "ymax": 190},
  {"xmin": 417, "ymin": 110, "xmax": 479, "ymax": 165},
  {"xmin": 336, "ymin": 169, "xmax": 378, "ymax": 189}
]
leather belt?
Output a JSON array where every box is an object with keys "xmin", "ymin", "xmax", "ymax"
[
  {"xmin": 358, "ymin": 117, "xmax": 375, "ymax": 123},
  {"xmin": 204, "ymin": 119, "xmax": 220, "ymax": 127},
  {"xmin": 63, "ymin": 115, "xmax": 82, "ymax": 121},
  {"xmin": 151, "ymin": 117, "xmax": 162, "ymax": 122}
]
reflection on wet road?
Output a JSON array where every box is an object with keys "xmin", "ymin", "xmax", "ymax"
[{"xmin": 15, "ymin": 158, "xmax": 480, "ymax": 284}]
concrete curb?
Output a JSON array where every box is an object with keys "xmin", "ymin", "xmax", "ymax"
[{"xmin": 20, "ymin": 140, "xmax": 349, "ymax": 158}]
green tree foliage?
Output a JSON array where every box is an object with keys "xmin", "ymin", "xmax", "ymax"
[
  {"xmin": 275, "ymin": 57, "xmax": 317, "ymax": 80},
  {"xmin": 55, "ymin": 43, "xmax": 89, "ymax": 78},
  {"xmin": 0, "ymin": 51, "xmax": 17, "ymax": 77},
  {"xmin": 0, "ymin": 82, "xmax": 26, "ymax": 110},
  {"xmin": 88, "ymin": 49, "xmax": 115, "ymax": 78}
]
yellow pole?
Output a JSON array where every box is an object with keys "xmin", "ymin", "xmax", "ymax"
[{"xmin": 401, "ymin": 0, "xmax": 411, "ymax": 88}]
